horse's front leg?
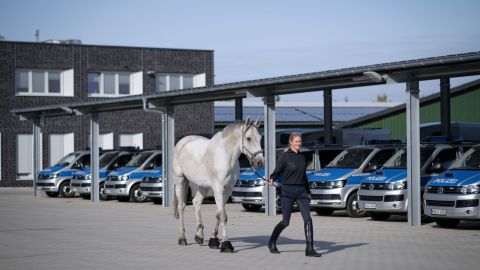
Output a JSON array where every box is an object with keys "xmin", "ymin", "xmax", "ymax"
[{"xmin": 210, "ymin": 184, "xmax": 234, "ymax": 253}]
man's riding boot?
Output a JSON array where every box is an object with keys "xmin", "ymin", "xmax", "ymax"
[
  {"xmin": 304, "ymin": 220, "xmax": 322, "ymax": 257},
  {"xmin": 268, "ymin": 222, "xmax": 285, "ymax": 254}
]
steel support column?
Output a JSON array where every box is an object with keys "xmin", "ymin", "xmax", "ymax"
[
  {"xmin": 406, "ymin": 77, "xmax": 421, "ymax": 226},
  {"xmin": 162, "ymin": 105, "xmax": 175, "ymax": 207},
  {"xmin": 32, "ymin": 116, "xmax": 44, "ymax": 197},
  {"xmin": 235, "ymin": 98, "xmax": 243, "ymax": 121},
  {"xmin": 440, "ymin": 78, "xmax": 451, "ymax": 138},
  {"xmin": 323, "ymin": 89, "xmax": 333, "ymax": 144},
  {"xmin": 264, "ymin": 95, "xmax": 276, "ymax": 216},
  {"xmin": 90, "ymin": 112, "xmax": 100, "ymax": 202}
]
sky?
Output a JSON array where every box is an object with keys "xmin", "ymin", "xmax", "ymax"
[{"xmin": 1, "ymin": 0, "xmax": 479, "ymax": 103}]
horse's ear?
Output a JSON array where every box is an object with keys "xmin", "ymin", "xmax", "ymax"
[
  {"xmin": 245, "ymin": 116, "xmax": 251, "ymax": 127},
  {"xmin": 253, "ymin": 117, "xmax": 261, "ymax": 128}
]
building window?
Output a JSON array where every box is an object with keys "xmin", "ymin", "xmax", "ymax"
[
  {"xmin": 49, "ymin": 133, "xmax": 74, "ymax": 166},
  {"xmin": 88, "ymin": 71, "xmax": 143, "ymax": 97},
  {"xmin": 17, "ymin": 134, "xmax": 34, "ymax": 180},
  {"xmin": 155, "ymin": 73, "xmax": 206, "ymax": 92},
  {"xmin": 119, "ymin": 133, "xmax": 143, "ymax": 150},
  {"xmin": 15, "ymin": 69, "xmax": 74, "ymax": 97},
  {"xmin": 88, "ymin": 133, "xmax": 114, "ymax": 150}
]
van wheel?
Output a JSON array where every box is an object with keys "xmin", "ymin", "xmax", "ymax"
[
  {"xmin": 99, "ymin": 183, "xmax": 110, "ymax": 201},
  {"xmin": 130, "ymin": 184, "xmax": 148, "ymax": 203},
  {"xmin": 117, "ymin": 196, "xmax": 130, "ymax": 202},
  {"xmin": 315, "ymin": 208, "xmax": 334, "ymax": 216},
  {"xmin": 368, "ymin": 212, "xmax": 391, "ymax": 221},
  {"xmin": 242, "ymin": 204, "xmax": 262, "ymax": 212},
  {"xmin": 151, "ymin": 198, "xmax": 163, "ymax": 204},
  {"xmin": 433, "ymin": 218, "xmax": 460, "ymax": 228},
  {"xmin": 59, "ymin": 181, "xmax": 75, "ymax": 198},
  {"xmin": 346, "ymin": 191, "xmax": 367, "ymax": 218},
  {"xmin": 45, "ymin": 191, "xmax": 59, "ymax": 197}
]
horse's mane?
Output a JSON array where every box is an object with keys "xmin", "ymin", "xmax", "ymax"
[{"xmin": 218, "ymin": 122, "xmax": 243, "ymax": 139}]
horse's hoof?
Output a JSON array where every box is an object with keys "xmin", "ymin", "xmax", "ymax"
[
  {"xmin": 208, "ymin": 237, "xmax": 220, "ymax": 249},
  {"xmin": 194, "ymin": 235, "xmax": 204, "ymax": 245},
  {"xmin": 220, "ymin": 241, "xmax": 234, "ymax": 253},
  {"xmin": 178, "ymin": 238, "xmax": 187, "ymax": 246}
]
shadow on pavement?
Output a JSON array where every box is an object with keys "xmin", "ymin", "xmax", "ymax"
[{"xmin": 229, "ymin": 235, "xmax": 367, "ymax": 254}]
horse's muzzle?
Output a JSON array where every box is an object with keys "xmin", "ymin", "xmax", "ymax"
[{"xmin": 251, "ymin": 153, "xmax": 265, "ymax": 169}]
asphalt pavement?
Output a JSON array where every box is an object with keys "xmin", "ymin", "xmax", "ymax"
[{"xmin": 0, "ymin": 188, "xmax": 479, "ymax": 270}]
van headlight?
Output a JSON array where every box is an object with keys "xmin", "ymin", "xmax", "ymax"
[
  {"xmin": 49, "ymin": 173, "xmax": 59, "ymax": 179},
  {"xmin": 460, "ymin": 184, "xmax": 480, "ymax": 194},
  {"xmin": 119, "ymin": 175, "xmax": 129, "ymax": 181},
  {"xmin": 85, "ymin": 174, "xmax": 91, "ymax": 180},
  {"xmin": 327, "ymin": 180, "xmax": 346, "ymax": 189},
  {"xmin": 387, "ymin": 181, "xmax": 407, "ymax": 190}
]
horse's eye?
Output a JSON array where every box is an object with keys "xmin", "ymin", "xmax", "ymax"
[{"xmin": 247, "ymin": 137, "xmax": 251, "ymax": 141}]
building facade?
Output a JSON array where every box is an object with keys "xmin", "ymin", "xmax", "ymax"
[{"xmin": 0, "ymin": 41, "xmax": 214, "ymax": 187}]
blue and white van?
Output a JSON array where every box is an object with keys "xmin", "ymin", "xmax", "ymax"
[
  {"xmin": 359, "ymin": 143, "xmax": 469, "ymax": 221},
  {"xmin": 232, "ymin": 146, "xmax": 345, "ymax": 212},
  {"xmin": 36, "ymin": 150, "xmax": 91, "ymax": 198},
  {"xmin": 308, "ymin": 144, "xmax": 402, "ymax": 217},
  {"xmin": 70, "ymin": 149, "xmax": 137, "ymax": 200},
  {"xmin": 104, "ymin": 149, "xmax": 162, "ymax": 202},
  {"xmin": 139, "ymin": 167, "xmax": 164, "ymax": 204},
  {"xmin": 424, "ymin": 144, "xmax": 480, "ymax": 228}
]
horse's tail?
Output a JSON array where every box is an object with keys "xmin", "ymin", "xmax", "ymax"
[{"xmin": 173, "ymin": 178, "xmax": 188, "ymax": 219}]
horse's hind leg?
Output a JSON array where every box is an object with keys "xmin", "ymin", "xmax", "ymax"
[
  {"xmin": 192, "ymin": 188, "xmax": 205, "ymax": 245},
  {"xmin": 175, "ymin": 176, "xmax": 188, "ymax": 245}
]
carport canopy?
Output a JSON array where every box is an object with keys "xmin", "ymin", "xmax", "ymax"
[{"xmin": 13, "ymin": 51, "xmax": 480, "ymax": 226}]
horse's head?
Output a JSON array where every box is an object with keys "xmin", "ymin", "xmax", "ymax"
[{"xmin": 241, "ymin": 117, "xmax": 264, "ymax": 168}]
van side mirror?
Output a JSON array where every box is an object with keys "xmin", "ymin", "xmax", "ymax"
[
  {"xmin": 430, "ymin": 161, "xmax": 443, "ymax": 173},
  {"xmin": 365, "ymin": 163, "xmax": 379, "ymax": 173}
]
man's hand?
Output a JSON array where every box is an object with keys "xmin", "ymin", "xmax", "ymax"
[{"xmin": 306, "ymin": 193, "xmax": 312, "ymax": 201}]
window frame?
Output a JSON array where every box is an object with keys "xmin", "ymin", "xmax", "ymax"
[
  {"xmin": 88, "ymin": 72, "xmax": 133, "ymax": 97},
  {"xmin": 155, "ymin": 73, "xmax": 203, "ymax": 92},
  {"xmin": 15, "ymin": 69, "xmax": 69, "ymax": 97}
]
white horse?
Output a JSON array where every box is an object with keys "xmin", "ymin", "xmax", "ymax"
[{"xmin": 173, "ymin": 117, "xmax": 264, "ymax": 253}]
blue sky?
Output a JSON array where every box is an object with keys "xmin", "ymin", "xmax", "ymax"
[{"xmin": 1, "ymin": 0, "xmax": 479, "ymax": 102}]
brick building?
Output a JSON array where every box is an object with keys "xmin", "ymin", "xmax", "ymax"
[{"xmin": 0, "ymin": 41, "xmax": 214, "ymax": 187}]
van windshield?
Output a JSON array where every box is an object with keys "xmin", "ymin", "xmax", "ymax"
[
  {"xmin": 382, "ymin": 148, "xmax": 435, "ymax": 169},
  {"xmin": 99, "ymin": 152, "xmax": 119, "ymax": 167},
  {"xmin": 54, "ymin": 153, "xmax": 80, "ymax": 166},
  {"xmin": 449, "ymin": 147, "xmax": 480, "ymax": 170},
  {"xmin": 126, "ymin": 152, "xmax": 153, "ymax": 167},
  {"xmin": 327, "ymin": 148, "xmax": 373, "ymax": 169}
]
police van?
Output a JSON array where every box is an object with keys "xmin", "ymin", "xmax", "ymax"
[
  {"xmin": 424, "ymin": 144, "xmax": 480, "ymax": 228},
  {"xmin": 70, "ymin": 149, "xmax": 138, "ymax": 200},
  {"xmin": 36, "ymin": 150, "xmax": 91, "ymax": 198},
  {"xmin": 308, "ymin": 143, "xmax": 402, "ymax": 217},
  {"xmin": 139, "ymin": 168, "xmax": 164, "ymax": 204},
  {"xmin": 104, "ymin": 149, "xmax": 162, "ymax": 202},
  {"xmin": 358, "ymin": 143, "xmax": 469, "ymax": 221},
  {"xmin": 232, "ymin": 145, "xmax": 345, "ymax": 212}
]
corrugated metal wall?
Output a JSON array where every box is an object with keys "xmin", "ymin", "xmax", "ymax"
[{"xmin": 351, "ymin": 86, "xmax": 480, "ymax": 141}]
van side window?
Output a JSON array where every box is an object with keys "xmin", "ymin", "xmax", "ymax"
[
  {"xmin": 430, "ymin": 148, "xmax": 458, "ymax": 172},
  {"xmin": 364, "ymin": 149, "xmax": 395, "ymax": 172}
]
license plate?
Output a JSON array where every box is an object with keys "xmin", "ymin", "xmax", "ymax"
[
  {"xmin": 105, "ymin": 190, "xmax": 112, "ymax": 194},
  {"xmin": 431, "ymin": 209, "xmax": 447, "ymax": 216},
  {"xmin": 310, "ymin": 200, "xmax": 318, "ymax": 204},
  {"xmin": 364, "ymin": 203, "xmax": 377, "ymax": 209}
]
